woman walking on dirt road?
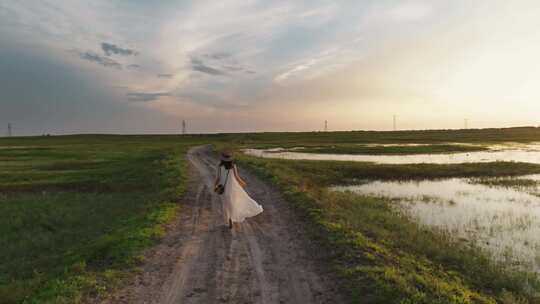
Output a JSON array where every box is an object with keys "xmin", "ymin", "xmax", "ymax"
[{"xmin": 214, "ymin": 150, "xmax": 263, "ymax": 229}]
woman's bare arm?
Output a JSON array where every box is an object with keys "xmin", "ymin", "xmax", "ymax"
[
  {"xmin": 214, "ymin": 165, "xmax": 221, "ymax": 186},
  {"xmin": 233, "ymin": 165, "xmax": 247, "ymax": 187}
]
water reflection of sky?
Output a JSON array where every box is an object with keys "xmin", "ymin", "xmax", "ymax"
[
  {"xmin": 331, "ymin": 175, "xmax": 540, "ymax": 273},
  {"xmin": 244, "ymin": 143, "xmax": 540, "ymax": 164}
]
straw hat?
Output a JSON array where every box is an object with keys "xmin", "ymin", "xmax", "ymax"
[{"xmin": 220, "ymin": 151, "xmax": 233, "ymax": 161}]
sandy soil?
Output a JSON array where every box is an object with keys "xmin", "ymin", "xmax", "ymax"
[{"xmin": 100, "ymin": 145, "xmax": 342, "ymax": 304}]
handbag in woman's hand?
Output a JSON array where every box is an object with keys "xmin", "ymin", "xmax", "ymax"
[
  {"xmin": 214, "ymin": 184, "xmax": 225, "ymax": 195},
  {"xmin": 214, "ymin": 169, "xmax": 230, "ymax": 195}
]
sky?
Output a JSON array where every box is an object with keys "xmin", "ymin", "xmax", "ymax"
[{"xmin": 1, "ymin": 1, "xmax": 540, "ymax": 135}]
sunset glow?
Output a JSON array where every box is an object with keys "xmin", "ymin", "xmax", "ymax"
[{"xmin": 2, "ymin": 1, "xmax": 540, "ymax": 134}]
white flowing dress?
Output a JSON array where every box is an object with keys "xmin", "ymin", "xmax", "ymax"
[{"xmin": 219, "ymin": 165, "xmax": 263, "ymax": 222}]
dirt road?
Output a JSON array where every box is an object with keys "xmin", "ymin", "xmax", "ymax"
[{"xmin": 103, "ymin": 145, "xmax": 342, "ymax": 304}]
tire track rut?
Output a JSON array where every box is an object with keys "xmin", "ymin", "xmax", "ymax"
[{"xmin": 100, "ymin": 145, "xmax": 342, "ymax": 304}]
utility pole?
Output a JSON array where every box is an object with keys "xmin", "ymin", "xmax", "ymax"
[
  {"xmin": 393, "ymin": 115, "xmax": 397, "ymax": 131},
  {"xmin": 182, "ymin": 120, "xmax": 186, "ymax": 135},
  {"xmin": 464, "ymin": 118, "xmax": 468, "ymax": 130},
  {"xmin": 7, "ymin": 123, "xmax": 12, "ymax": 137},
  {"xmin": 324, "ymin": 120, "xmax": 328, "ymax": 132}
]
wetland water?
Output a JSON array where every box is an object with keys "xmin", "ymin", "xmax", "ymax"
[
  {"xmin": 332, "ymin": 175, "xmax": 540, "ymax": 273},
  {"xmin": 244, "ymin": 143, "xmax": 540, "ymax": 164},
  {"xmin": 246, "ymin": 143, "xmax": 540, "ymax": 273}
]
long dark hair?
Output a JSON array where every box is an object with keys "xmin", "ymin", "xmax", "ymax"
[{"xmin": 220, "ymin": 159, "xmax": 234, "ymax": 170}]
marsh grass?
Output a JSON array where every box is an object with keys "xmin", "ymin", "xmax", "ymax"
[
  {"xmin": 236, "ymin": 157, "xmax": 540, "ymax": 187},
  {"xmin": 215, "ymin": 126, "xmax": 540, "ymax": 148},
  {"xmin": 470, "ymin": 178, "xmax": 540, "ymax": 190},
  {"xmin": 239, "ymin": 155, "xmax": 540, "ymax": 303}
]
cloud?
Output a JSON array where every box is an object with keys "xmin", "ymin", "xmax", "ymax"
[
  {"xmin": 75, "ymin": 50, "xmax": 122, "ymax": 69},
  {"xmin": 127, "ymin": 64, "xmax": 140, "ymax": 69},
  {"xmin": 101, "ymin": 42, "xmax": 137, "ymax": 56},
  {"xmin": 157, "ymin": 73, "xmax": 173, "ymax": 78},
  {"xmin": 177, "ymin": 90, "xmax": 249, "ymax": 110},
  {"xmin": 111, "ymin": 85, "xmax": 128, "ymax": 89},
  {"xmin": 273, "ymin": 44, "xmax": 360, "ymax": 83},
  {"xmin": 388, "ymin": 2, "xmax": 433, "ymax": 22},
  {"xmin": 191, "ymin": 58, "xmax": 203, "ymax": 65},
  {"xmin": 191, "ymin": 57, "xmax": 227, "ymax": 76},
  {"xmin": 126, "ymin": 92, "xmax": 170, "ymax": 102},
  {"xmin": 274, "ymin": 62, "xmax": 312, "ymax": 82},
  {"xmin": 223, "ymin": 65, "xmax": 243, "ymax": 72},
  {"xmin": 204, "ymin": 52, "xmax": 232, "ymax": 60},
  {"xmin": 193, "ymin": 64, "xmax": 226, "ymax": 76},
  {"xmin": 190, "ymin": 54, "xmax": 251, "ymax": 75}
]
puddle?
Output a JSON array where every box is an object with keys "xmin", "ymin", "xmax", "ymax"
[
  {"xmin": 244, "ymin": 143, "xmax": 540, "ymax": 164},
  {"xmin": 331, "ymin": 175, "xmax": 540, "ymax": 272},
  {"xmin": 361, "ymin": 143, "xmax": 476, "ymax": 147}
]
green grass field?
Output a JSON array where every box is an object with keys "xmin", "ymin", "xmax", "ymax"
[
  {"xmin": 215, "ymin": 126, "xmax": 540, "ymax": 147},
  {"xmin": 0, "ymin": 135, "xmax": 210, "ymax": 303},
  {"xmin": 2, "ymin": 127, "xmax": 540, "ymax": 303}
]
